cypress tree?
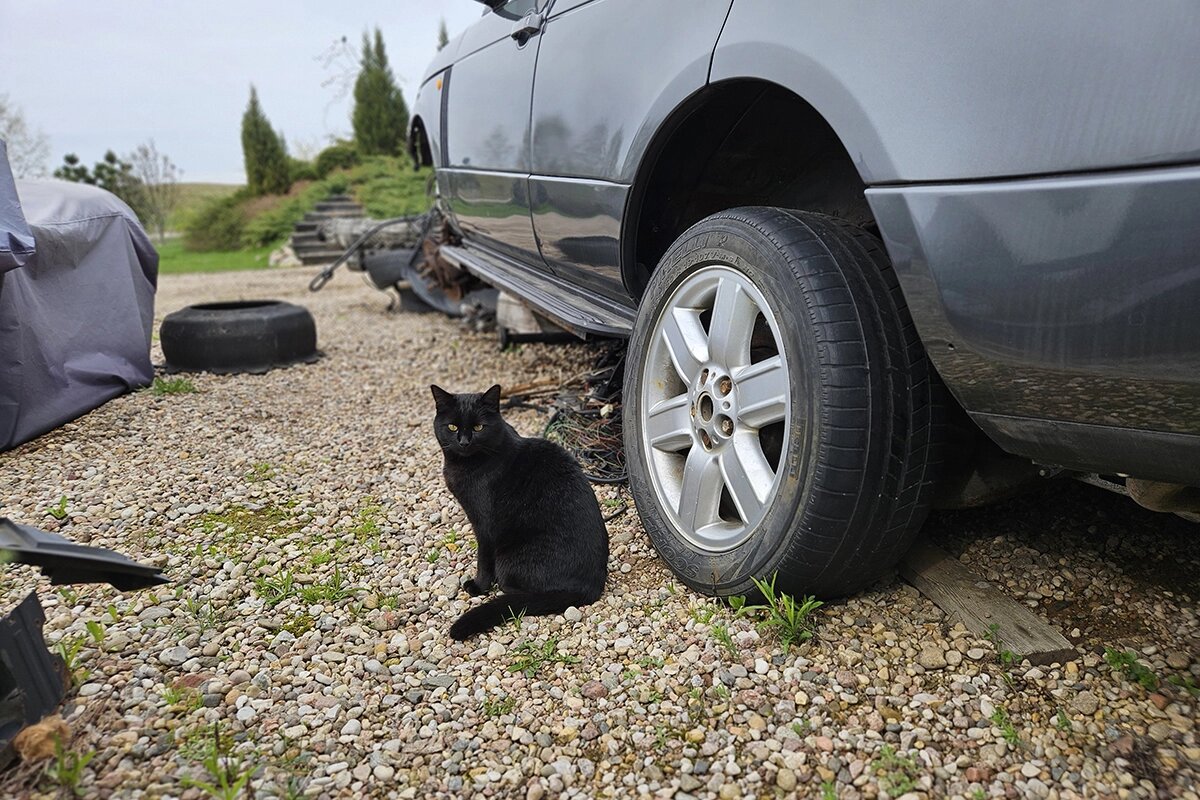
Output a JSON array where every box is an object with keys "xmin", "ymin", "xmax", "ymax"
[
  {"xmin": 352, "ymin": 28, "xmax": 410, "ymax": 156},
  {"xmin": 437, "ymin": 19, "xmax": 449, "ymax": 51},
  {"xmin": 241, "ymin": 86, "xmax": 292, "ymax": 195}
]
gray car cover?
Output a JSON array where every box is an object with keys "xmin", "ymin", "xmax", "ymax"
[
  {"xmin": 0, "ymin": 142, "xmax": 34, "ymax": 274},
  {"xmin": 0, "ymin": 169, "xmax": 157, "ymax": 451}
]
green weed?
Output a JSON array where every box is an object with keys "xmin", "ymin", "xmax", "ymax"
[
  {"xmin": 508, "ymin": 637, "xmax": 581, "ymax": 678},
  {"xmin": 1168, "ymin": 673, "xmax": 1200, "ymax": 698},
  {"xmin": 734, "ymin": 574, "xmax": 823, "ymax": 648},
  {"xmin": 84, "ymin": 620, "xmax": 106, "ymax": 645},
  {"xmin": 1055, "ymin": 708, "xmax": 1072, "ymax": 731},
  {"xmin": 245, "ymin": 462, "xmax": 275, "ymax": 482},
  {"xmin": 985, "ymin": 624, "xmax": 1018, "ymax": 669},
  {"xmin": 181, "ymin": 723, "xmax": 255, "ymax": 800},
  {"xmin": 871, "ymin": 744, "xmax": 920, "ymax": 795},
  {"xmin": 821, "ymin": 780, "xmax": 838, "ymax": 800},
  {"xmin": 482, "ymin": 696, "xmax": 516, "ymax": 717},
  {"xmin": 299, "ymin": 566, "xmax": 353, "ymax": 604},
  {"xmin": 711, "ymin": 623, "xmax": 738, "ymax": 658},
  {"xmin": 55, "ymin": 635, "xmax": 91, "ymax": 686},
  {"xmin": 1104, "ymin": 648, "xmax": 1159, "ymax": 691},
  {"xmin": 43, "ymin": 736, "xmax": 95, "ymax": 797},
  {"xmin": 254, "ymin": 571, "xmax": 298, "ymax": 607},
  {"xmin": 152, "ymin": 376, "xmax": 197, "ymax": 396},
  {"xmin": 991, "ymin": 706, "xmax": 1021, "ymax": 747},
  {"xmin": 47, "ymin": 495, "xmax": 69, "ymax": 521}
]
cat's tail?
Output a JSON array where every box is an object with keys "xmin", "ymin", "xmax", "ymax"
[{"xmin": 450, "ymin": 591, "xmax": 592, "ymax": 641}]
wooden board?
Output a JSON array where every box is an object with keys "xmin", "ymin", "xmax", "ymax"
[{"xmin": 900, "ymin": 540, "xmax": 1077, "ymax": 666}]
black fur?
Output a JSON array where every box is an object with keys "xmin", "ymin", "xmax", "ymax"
[{"xmin": 431, "ymin": 384, "xmax": 609, "ymax": 641}]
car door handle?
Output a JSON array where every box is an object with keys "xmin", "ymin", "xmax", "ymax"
[{"xmin": 511, "ymin": 11, "xmax": 543, "ymax": 43}]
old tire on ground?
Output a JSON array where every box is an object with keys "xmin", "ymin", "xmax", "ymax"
[
  {"xmin": 160, "ymin": 300, "xmax": 318, "ymax": 374},
  {"xmin": 623, "ymin": 207, "xmax": 944, "ymax": 599}
]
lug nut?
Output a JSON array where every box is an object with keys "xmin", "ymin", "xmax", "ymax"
[
  {"xmin": 700, "ymin": 368, "xmax": 710, "ymax": 384},
  {"xmin": 699, "ymin": 430, "xmax": 712, "ymax": 450},
  {"xmin": 720, "ymin": 417, "xmax": 734, "ymax": 436},
  {"xmin": 718, "ymin": 377, "xmax": 732, "ymax": 395}
]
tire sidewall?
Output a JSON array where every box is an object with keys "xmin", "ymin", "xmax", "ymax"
[{"xmin": 624, "ymin": 215, "xmax": 826, "ymax": 596}]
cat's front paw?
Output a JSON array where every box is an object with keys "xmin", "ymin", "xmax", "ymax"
[{"xmin": 462, "ymin": 577, "xmax": 487, "ymax": 597}]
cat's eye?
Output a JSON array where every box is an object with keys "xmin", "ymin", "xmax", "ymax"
[
  {"xmin": 447, "ymin": 424, "xmax": 458, "ymax": 431},
  {"xmin": 473, "ymin": 424, "xmax": 483, "ymax": 431}
]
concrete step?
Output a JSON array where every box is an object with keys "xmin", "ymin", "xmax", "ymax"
[
  {"xmin": 302, "ymin": 209, "xmax": 363, "ymax": 221},
  {"xmin": 314, "ymin": 201, "xmax": 363, "ymax": 213},
  {"xmin": 293, "ymin": 245, "xmax": 346, "ymax": 259},
  {"xmin": 297, "ymin": 251, "xmax": 346, "ymax": 266}
]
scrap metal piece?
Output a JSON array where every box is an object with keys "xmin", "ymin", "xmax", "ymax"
[
  {"xmin": 0, "ymin": 518, "xmax": 168, "ymax": 590},
  {"xmin": 0, "ymin": 592, "xmax": 68, "ymax": 770}
]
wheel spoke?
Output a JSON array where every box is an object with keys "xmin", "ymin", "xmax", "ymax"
[
  {"xmin": 734, "ymin": 355, "xmax": 788, "ymax": 428},
  {"xmin": 677, "ymin": 446, "xmax": 723, "ymax": 532},
  {"xmin": 646, "ymin": 393, "xmax": 693, "ymax": 452},
  {"xmin": 720, "ymin": 434, "xmax": 775, "ymax": 523},
  {"xmin": 661, "ymin": 306, "xmax": 708, "ymax": 384},
  {"xmin": 706, "ymin": 277, "xmax": 758, "ymax": 370}
]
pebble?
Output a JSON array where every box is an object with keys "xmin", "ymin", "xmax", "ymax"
[
  {"xmin": 1072, "ymin": 691, "xmax": 1100, "ymax": 716},
  {"xmin": 158, "ymin": 646, "xmax": 189, "ymax": 667},
  {"xmin": 918, "ymin": 645, "xmax": 948, "ymax": 670}
]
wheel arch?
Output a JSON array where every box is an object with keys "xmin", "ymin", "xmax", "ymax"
[{"xmin": 621, "ymin": 76, "xmax": 879, "ymax": 300}]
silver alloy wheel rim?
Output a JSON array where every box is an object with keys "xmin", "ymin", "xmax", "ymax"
[{"xmin": 640, "ymin": 264, "xmax": 791, "ymax": 552}]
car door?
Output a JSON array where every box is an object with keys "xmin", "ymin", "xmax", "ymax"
[
  {"xmin": 529, "ymin": 0, "xmax": 735, "ymax": 300},
  {"xmin": 442, "ymin": 0, "xmax": 547, "ymax": 268}
]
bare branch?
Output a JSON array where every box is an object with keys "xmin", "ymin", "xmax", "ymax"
[
  {"xmin": 127, "ymin": 139, "xmax": 182, "ymax": 243},
  {"xmin": 0, "ymin": 94, "xmax": 50, "ymax": 178}
]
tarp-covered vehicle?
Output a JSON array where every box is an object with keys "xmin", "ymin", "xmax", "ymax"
[{"xmin": 0, "ymin": 141, "xmax": 157, "ymax": 451}]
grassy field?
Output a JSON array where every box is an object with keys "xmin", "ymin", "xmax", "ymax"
[
  {"xmin": 156, "ymin": 237, "xmax": 275, "ymax": 274},
  {"xmin": 169, "ymin": 182, "xmax": 242, "ymax": 231}
]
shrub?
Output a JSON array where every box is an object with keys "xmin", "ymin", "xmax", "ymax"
[
  {"xmin": 288, "ymin": 157, "xmax": 318, "ymax": 183},
  {"xmin": 315, "ymin": 142, "xmax": 360, "ymax": 178},
  {"xmin": 183, "ymin": 192, "xmax": 248, "ymax": 251},
  {"xmin": 240, "ymin": 184, "xmax": 327, "ymax": 248},
  {"xmin": 354, "ymin": 158, "xmax": 431, "ymax": 218}
]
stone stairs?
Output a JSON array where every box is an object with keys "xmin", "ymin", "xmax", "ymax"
[{"xmin": 288, "ymin": 194, "xmax": 365, "ymax": 265}]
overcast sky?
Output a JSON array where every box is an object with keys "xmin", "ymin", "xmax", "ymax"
[{"xmin": 1, "ymin": 1, "xmax": 484, "ymax": 183}]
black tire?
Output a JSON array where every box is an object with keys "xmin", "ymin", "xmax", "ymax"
[
  {"xmin": 623, "ymin": 207, "xmax": 944, "ymax": 598},
  {"xmin": 160, "ymin": 300, "xmax": 318, "ymax": 374}
]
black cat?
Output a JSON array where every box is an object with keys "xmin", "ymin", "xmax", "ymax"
[{"xmin": 431, "ymin": 384, "xmax": 609, "ymax": 641}]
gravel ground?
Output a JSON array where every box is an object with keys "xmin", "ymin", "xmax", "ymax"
[{"xmin": 0, "ymin": 266, "xmax": 1197, "ymax": 800}]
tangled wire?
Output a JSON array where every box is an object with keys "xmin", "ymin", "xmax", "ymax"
[{"xmin": 499, "ymin": 345, "xmax": 627, "ymax": 484}]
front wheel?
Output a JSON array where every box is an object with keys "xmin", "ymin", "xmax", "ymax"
[{"xmin": 623, "ymin": 207, "xmax": 944, "ymax": 598}]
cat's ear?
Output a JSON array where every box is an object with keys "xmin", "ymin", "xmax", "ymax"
[
  {"xmin": 430, "ymin": 385, "xmax": 454, "ymax": 410},
  {"xmin": 482, "ymin": 384, "xmax": 502, "ymax": 410}
]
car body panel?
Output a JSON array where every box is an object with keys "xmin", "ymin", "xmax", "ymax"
[
  {"xmin": 440, "ymin": 0, "xmax": 545, "ymax": 266},
  {"xmin": 711, "ymin": 1, "xmax": 1200, "ymax": 183},
  {"xmin": 528, "ymin": 175, "xmax": 627, "ymax": 302},
  {"xmin": 528, "ymin": 0, "xmax": 733, "ymax": 295},
  {"xmin": 869, "ymin": 164, "xmax": 1200, "ymax": 479}
]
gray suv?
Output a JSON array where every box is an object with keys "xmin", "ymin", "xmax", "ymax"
[{"xmin": 411, "ymin": 1, "xmax": 1200, "ymax": 598}]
